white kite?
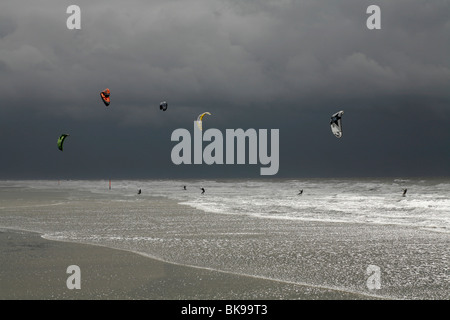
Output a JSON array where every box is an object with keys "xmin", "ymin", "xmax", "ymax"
[{"xmin": 330, "ymin": 110, "xmax": 344, "ymax": 138}]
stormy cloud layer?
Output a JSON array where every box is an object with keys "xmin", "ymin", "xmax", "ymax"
[{"xmin": 0, "ymin": 0, "xmax": 449, "ymax": 179}]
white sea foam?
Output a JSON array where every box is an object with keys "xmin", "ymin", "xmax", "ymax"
[
  {"xmin": 165, "ymin": 179, "xmax": 450, "ymax": 233},
  {"xmin": 3, "ymin": 178, "xmax": 449, "ymax": 233}
]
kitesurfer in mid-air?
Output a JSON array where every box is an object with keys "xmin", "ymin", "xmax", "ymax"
[
  {"xmin": 201, "ymin": 188, "xmax": 205, "ymax": 194},
  {"xmin": 402, "ymin": 189, "xmax": 407, "ymax": 197}
]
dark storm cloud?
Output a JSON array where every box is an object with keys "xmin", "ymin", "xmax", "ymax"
[
  {"xmin": 0, "ymin": 15, "xmax": 17, "ymax": 39},
  {"xmin": 1, "ymin": 1, "xmax": 449, "ymax": 111},
  {"xmin": 0, "ymin": 0, "xmax": 449, "ymax": 178}
]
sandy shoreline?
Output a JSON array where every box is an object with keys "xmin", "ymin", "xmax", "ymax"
[{"xmin": 0, "ymin": 228, "xmax": 375, "ymax": 300}]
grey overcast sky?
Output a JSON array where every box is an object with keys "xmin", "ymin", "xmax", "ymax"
[{"xmin": 0, "ymin": 0, "xmax": 449, "ymax": 179}]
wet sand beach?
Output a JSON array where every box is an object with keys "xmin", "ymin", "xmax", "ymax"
[{"xmin": 0, "ymin": 229, "xmax": 372, "ymax": 300}]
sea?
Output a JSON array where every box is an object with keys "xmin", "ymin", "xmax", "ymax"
[{"xmin": 0, "ymin": 178, "xmax": 449, "ymax": 299}]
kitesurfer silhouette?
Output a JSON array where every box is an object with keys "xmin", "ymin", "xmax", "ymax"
[
  {"xmin": 201, "ymin": 188, "xmax": 205, "ymax": 194},
  {"xmin": 183, "ymin": 186, "xmax": 187, "ymax": 190},
  {"xmin": 402, "ymin": 189, "xmax": 407, "ymax": 197},
  {"xmin": 298, "ymin": 189, "xmax": 303, "ymax": 195},
  {"xmin": 138, "ymin": 189, "xmax": 141, "ymax": 195}
]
